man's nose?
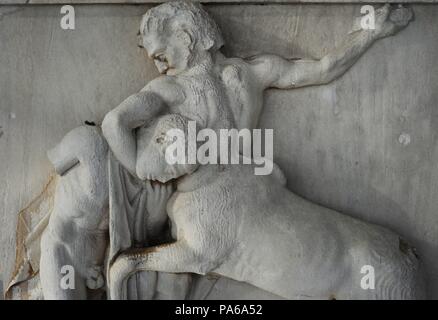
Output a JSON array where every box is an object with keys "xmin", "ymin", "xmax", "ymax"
[
  {"xmin": 136, "ymin": 34, "xmax": 145, "ymax": 49},
  {"xmin": 147, "ymin": 44, "xmax": 162, "ymax": 59},
  {"xmin": 148, "ymin": 50, "xmax": 158, "ymax": 59}
]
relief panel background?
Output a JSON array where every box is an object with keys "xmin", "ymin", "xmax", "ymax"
[{"xmin": 0, "ymin": 4, "xmax": 437, "ymax": 298}]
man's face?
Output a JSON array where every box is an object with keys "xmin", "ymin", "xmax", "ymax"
[{"xmin": 141, "ymin": 29, "xmax": 191, "ymax": 75}]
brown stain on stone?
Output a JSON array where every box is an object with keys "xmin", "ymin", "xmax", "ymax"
[
  {"xmin": 329, "ymin": 293, "xmax": 337, "ymax": 300},
  {"xmin": 5, "ymin": 173, "xmax": 57, "ymax": 299},
  {"xmin": 399, "ymin": 237, "xmax": 410, "ymax": 254},
  {"xmin": 399, "ymin": 237, "xmax": 419, "ymax": 259},
  {"xmin": 116, "ymin": 241, "xmax": 177, "ymax": 263},
  {"xmin": 206, "ymin": 272, "xmax": 221, "ymax": 280}
]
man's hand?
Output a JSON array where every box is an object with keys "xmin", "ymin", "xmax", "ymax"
[{"xmin": 374, "ymin": 4, "xmax": 414, "ymax": 38}]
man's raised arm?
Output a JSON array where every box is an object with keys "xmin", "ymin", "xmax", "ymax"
[{"xmin": 250, "ymin": 5, "xmax": 413, "ymax": 90}]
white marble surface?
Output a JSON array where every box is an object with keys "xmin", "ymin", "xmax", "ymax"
[{"xmin": 1, "ymin": 4, "xmax": 437, "ymax": 298}]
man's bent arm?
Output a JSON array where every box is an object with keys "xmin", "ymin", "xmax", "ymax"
[{"xmin": 102, "ymin": 91, "xmax": 165, "ymax": 176}]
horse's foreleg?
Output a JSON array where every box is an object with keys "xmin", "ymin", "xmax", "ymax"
[{"xmin": 108, "ymin": 241, "xmax": 201, "ymax": 300}]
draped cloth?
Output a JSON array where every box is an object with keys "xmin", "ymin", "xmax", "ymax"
[
  {"xmin": 5, "ymin": 175, "xmax": 57, "ymax": 300},
  {"xmin": 107, "ymin": 151, "xmax": 148, "ymax": 269},
  {"xmin": 107, "ymin": 152, "xmax": 154, "ymax": 300},
  {"xmin": 106, "ymin": 152, "xmax": 213, "ymax": 300}
]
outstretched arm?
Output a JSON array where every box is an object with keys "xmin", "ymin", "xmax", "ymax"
[
  {"xmin": 102, "ymin": 78, "xmax": 183, "ymax": 176},
  {"xmin": 250, "ymin": 5, "xmax": 413, "ymax": 89}
]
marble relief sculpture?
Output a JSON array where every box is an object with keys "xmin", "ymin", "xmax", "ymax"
[{"xmin": 6, "ymin": 1, "xmax": 425, "ymax": 300}]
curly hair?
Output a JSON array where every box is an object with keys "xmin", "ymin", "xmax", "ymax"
[{"xmin": 140, "ymin": 0, "xmax": 224, "ymax": 51}]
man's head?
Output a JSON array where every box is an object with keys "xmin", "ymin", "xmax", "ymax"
[{"xmin": 139, "ymin": 1, "xmax": 224, "ymax": 75}]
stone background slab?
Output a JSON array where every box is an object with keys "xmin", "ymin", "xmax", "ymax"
[
  {"xmin": 2, "ymin": 1, "xmax": 438, "ymax": 5},
  {"xmin": 0, "ymin": 4, "xmax": 437, "ymax": 298}
]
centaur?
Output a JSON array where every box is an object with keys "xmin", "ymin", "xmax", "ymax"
[{"xmin": 39, "ymin": 1, "xmax": 422, "ymax": 299}]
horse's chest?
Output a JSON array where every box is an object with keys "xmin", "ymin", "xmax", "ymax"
[{"xmin": 168, "ymin": 189, "xmax": 218, "ymax": 227}]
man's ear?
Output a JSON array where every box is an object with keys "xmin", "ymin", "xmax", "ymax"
[{"xmin": 176, "ymin": 29, "xmax": 195, "ymax": 51}]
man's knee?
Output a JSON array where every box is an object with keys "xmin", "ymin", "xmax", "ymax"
[{"xmin": 48, "ymin": 125, "xmax": 108, "ymax": 175}]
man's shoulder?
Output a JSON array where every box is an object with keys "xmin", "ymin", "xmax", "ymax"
[
  {"xmin": 216, "ymin": 56, "xmax": 258, "ymax": 84},
  {"xmin": 217, "ymin": 56, "xmax": 250, "ymax": 71},
  {"xmin": 141, "ymin": 75, "xmax": 181, "ymax": 92},
  {"xmin": 140, "ymin": 75, "xmax": 184, "ymax": 105}
]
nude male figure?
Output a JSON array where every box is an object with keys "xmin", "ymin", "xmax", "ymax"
[
  {"xmin": 40, "ymin": 125, "xmax": 109, "ymax": 299},
  {"xmin": 39, "ymin": 125, "xmax": 177, "ymax": 299},
  {"xmin": 102, "ymin": 2, "xmax": 413, "ymax": 182}
]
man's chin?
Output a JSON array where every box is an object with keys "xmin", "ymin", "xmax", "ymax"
[
  {"xmin": 156, "ymin": 66, "xmax": 179, "ymax": 75},
  {"xmin": 157, "ymin": 67, "xmax": 168, "ymax": 74},
  {"xmin": 166, "ymin": 68, "xmax": 180, "ymax": 75},
  {"xmin": 154, "ymin": 60, "xmax": 169, "ymax": 74}
]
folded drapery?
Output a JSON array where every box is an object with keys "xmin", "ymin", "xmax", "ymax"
[{"xmin": 5, "ymin": 175, "xmax": 57, "ymax": 300}]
